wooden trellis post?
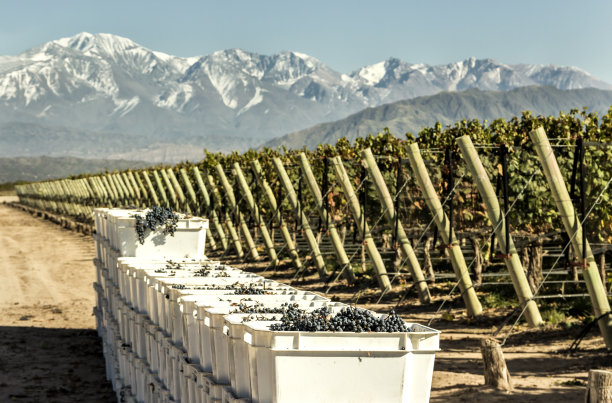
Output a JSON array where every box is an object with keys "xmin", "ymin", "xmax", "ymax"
[
  {"xmin": 115, "ymin": 174, "xmax": 132, "ymax": 204},
  {"xmin": 530, "ymin": 127, "xmax": 612, "ymax": 347},
  {"xmin": 215, "ymin": 164, "xmax": 259, "ymax": 260},
  {"xmin": 166, "ymin": 168, "xmax": 191, "ymax": 214},
  {"xmin": 101, "ymin": 175, "xmax": 119, "ymax": 205},
  {"xmin": 115, "ymin": 173, "xmax": 132, "ymax": 204},
  {"xmin": 233, "ymin": 163, "xmax": 278, "ymax": 266},
  {"xmin": 205, "ymin": 172, "xmax": 243, "ymax": 258},
  {"xmin": 407, "ymin": 144, "xmax": 484, "ymax": 316},
  {"xmin": 297, "ymin": 153, "xmax": 357, "ymax": 284},
  {"xmin": 330, "ymin": 156, "xmax": 391, "ymax": 291},
  {"xmin": 87, "ymin": 177, "xmax": 105, "ymax": 206},
  {"xmin": 140, "ymin": 171, "xmax": 160, "ymax": 206},
  {"xmin": 192, "ymin": 167, "xmax": 229, "ymax": 252},
  {"xmin": 152, "ymin": 170, "xmax": 170, "ymax": 206},
  {"xmin": 120, "ymin": 172, "xmax": 136, "ymax": 204},
  {"xmin": 362, "ymin": 148, "xmax": 431, "ymax": 303},
  {"xmin": 159, "ymin": 169, "xmax": 179, "ymax": 210},
  {"xmin": 99, "ymin": 176, "xmax": 113, "ymax": 204},
  {"xmin": 108, "ymin": 174, "xmax": 125, "ymax": 205},
  {"xmin": 126, "ymin": 171, "xmax": 142, "ymax": 205},
  {"xmin": 251, "ymin": 160, "xmax": 303, "ymax": 271},
  {"xmin": 179, "ymin": 168, "xmax": 198, "ymax": 210},
  {"xmin": 179, "ymin": 167, "xmax": 216, "ymax": 250},
  {"xmin": 457, "ymin": 135, "xmax": 542, "ymax": 327},
  {"xmin": 272, "ymin": 157, "xmax": 328, "ymax": 279}
]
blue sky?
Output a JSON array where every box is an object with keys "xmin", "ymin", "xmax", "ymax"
[{"xmin": 2, "ymin": 0, "xmax": 612, "ymax": 82}]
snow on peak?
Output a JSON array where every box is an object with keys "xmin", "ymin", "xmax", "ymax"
[
  {"xmin": 54, "ymin": 32, "xmax": 138, "ymax": 55},
  {"xmin": 358, "ymin": 61, "xmax": 387, "ymax": 85},
  {"xmin": 237, "ymin": 86, "xmax": 265, "ymax": 116}
]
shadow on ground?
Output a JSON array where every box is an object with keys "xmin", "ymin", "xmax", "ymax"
[{"xmin": 0, "ymin": 326, "xmax": 115, "ymax": 403}]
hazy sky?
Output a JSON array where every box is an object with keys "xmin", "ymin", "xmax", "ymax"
[{"xmin": 2, "ymin": 0, "xmax": 611, "ymax": 82}]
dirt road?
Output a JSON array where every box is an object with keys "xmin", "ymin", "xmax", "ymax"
[{"xmin": 0, "ymin": 200, "xmax": 114, "ymax": 402}]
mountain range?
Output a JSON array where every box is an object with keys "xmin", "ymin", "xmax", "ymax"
[
  {"xmin": 267, "ymin": 86, "xmax": 612, "ymax": 149},
  {"xmin": 1, "ymin": 32, "xmax": 611, "ymax": 161}
]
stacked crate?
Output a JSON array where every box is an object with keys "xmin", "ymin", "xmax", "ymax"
[{"xmin": 93, "ymin": 208, "xmax": 440, "ymax": 403}]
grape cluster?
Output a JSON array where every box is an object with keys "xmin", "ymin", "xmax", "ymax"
[
  {"xmin": 194, "ymin": 265, "xmax": 229, "ymax": 277},
  {"xmin": 269, "ymin": 306, "xmax": 412, "ymax": 333},
  {"xmin": 232, "ymin": 302, "xmax": 299, "ymax": 314},
  {"xmin": 232, "ymin": 284, "xmax": 275, "ymax": 295},
  {"xmin": 134, "ymin": 206, "xmax": 179, "ymax": 244},
  {"xmin": 165, "ymin": 260, "xmax": 182, "ymax": 270}
]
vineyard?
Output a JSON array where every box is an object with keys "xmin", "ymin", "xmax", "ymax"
[{"xmin": 14, "ymin": 108, "xmax": 612, "ymax": 351}]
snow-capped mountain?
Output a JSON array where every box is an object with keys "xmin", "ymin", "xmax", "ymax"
[{"xmin": 0, "ymin": 32, "xmax": 610, "ymax": 161}]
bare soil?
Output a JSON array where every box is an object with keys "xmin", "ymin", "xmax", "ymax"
[
  {"xmin": 0, "ymin": 199, "xmax": 114, "ymax": 403},
  {"xmin": 0, "ymin": 198, "xmax": 610, "ymax": 402}
]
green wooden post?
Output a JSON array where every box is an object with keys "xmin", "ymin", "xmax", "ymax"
[
  {"xmin": 251, "ymin": 160, "xmax": 303, "ymax": 271},
  {"xmin": 167, "ymin": 168, "xmax": 191, "ymax": 214},
  {"xmin": 133, "ymin": 171, "xmax": 149, "ymax": 206},
  {"xmin": 126, "ymin": 171, "xmax": 142, "ymax": 203},
  {"xmin": 457, "ymin": 135, "xmax": 542, "ymax": 326},
  {"xmin": 331, "ymin": 156, "xmax": 391, "ymax": 291},
  {"xmin": 96, "ymin": 175, "xmax": 116, "ymax": 207},
  {"xmin": 159, "ymin": 169, "xmax": 178, "ymax": 209},
  {"xmin": 206, "ymin": 172, "xmax": 245, "ymax": 258},
  {"xmin": 192, "ymin": 166, "xmax": 229, "ymax": 252},
  {"xmin": 120, "ymin": 172, "xmax": 136, "ymax": 204},
  {"xmin": 530, "ymin": 127, "xmax": 612, "ymax": 347},
  {"xmin": 406, "ymin": 143, "xmax": 483, "ymax": 316},
  {"xmin": 87, "ymin": 177, "xmax": 103, "ymax": 206},
  {"xmin": 179, "ymin": 168, "xmax": 199, "ymax": 210},
  {"xmin": 215, "ymin": 164, "xmax": 259, "ymax": 260},
  {"xmin": 142, "ymin": 171, "xmax": 162, "ymax": 206},
  {"xmin": 179, "ymin": 167, "xmax": 216, "ymax": 250},
  {"xmin": 115, "ymin": 173, "xmax": 131, "ymax": 204},
  {"xmin": 362, "ymin": 148, "xmax": 432, "ymax": 303},
  {"xmin": 110, "ymin": 174, "xmax": 126, "ymax": 204},
  {"xmin": 94, "ymin": 176, "xmax": 110, "ymax": 206},
  {"xmin": 297, "ymin": 153, "xmax": 356, "ymax": 283},
  {"xmin": 272, "ymin": 157, "xmax": 328, "ymax": 279},
  {"xmin": 233, "ymin": 162, "xmax": 278, "ymax": 265}
]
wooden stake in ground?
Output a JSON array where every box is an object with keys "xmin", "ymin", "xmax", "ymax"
[
  {"xmin": 215, "ymin": 164, "xmax": 259, "ymax": 260},
  {"xmin": 205, "ymin": 173, "xmax": 244, "ymax": 258},
  {"xmin": 480, "ymin": 338, "xmax": 513, "ymax": 391},
  {"xmin": 330, "ymin": 156, "xmax": 391, "ymax": 291},
  {"xmin": 191, "ymin": 166, "xmax": 229, "ymax": 252},
  {"xmin": 272, "ymin": 157, "xmax": 328, "ymax": 279},
  {"xmin": 531, "ymin": 127, "xmax": 612, "ymax": 349},
  {"xmin": 251, "ymin": 160, "xmax": 303, "ymax": 271},
  {"xmin": 297, "ymin": 153, "xmax": 356, "ymax": 284},
  {"xmin": 233, "ymin": 162, "xmax": 278, "ymax": 266},
  {"xmin": 361, "ymin": 148, "xmax": 431, "ymax": 303},
  {"xmin": 457, "ymin": 135, "xmax": 542, "ymax": 327},
  {"xmin": 406, "ymin": 143, "xmax": 483, "ymax": 316},
  {"xmin": 585, "ymin": 369, "xmax": 612, "ymax": 403}
]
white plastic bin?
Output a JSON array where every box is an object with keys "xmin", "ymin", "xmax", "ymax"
[
  {"xmin": 191, "ymin": 293, "xmax": 330, "ymax": 375},
  {"xmin": 112, "ymin": 211, "xmax": 209, "ymax": 258},
  {"xmin": 243, "ymin": 320, "xmax": 440, "ymax": 403}
]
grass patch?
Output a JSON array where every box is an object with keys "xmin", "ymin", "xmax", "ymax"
[{"xmin": 541, "ymin": 309, "xmax": 567, "ymax": 325}]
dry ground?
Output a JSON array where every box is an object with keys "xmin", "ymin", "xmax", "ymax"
[
  {"xmin": 0, "ymin": 198, "xmax": 610, "ymax": 402},
  {"xmin": 0, "ymin": 198, "xmax": 114, "ymax": 402}
]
